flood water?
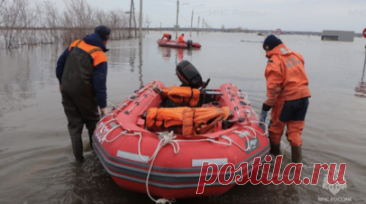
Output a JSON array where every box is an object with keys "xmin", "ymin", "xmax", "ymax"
[{"xmin": 0, "ymin": 31, "xmax": 365, "ymax": 204}]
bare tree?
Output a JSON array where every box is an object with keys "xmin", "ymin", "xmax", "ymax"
[
  {"xmin": 1, "ymin": 0, "xmax": 33, "ymax": 48},
  {"xmin": 60, "ymin": 0, "xmax": 95, "ymax": 44},
  {"xmin": 0, "ymin": 0, "xmax": 5, "ymax": 45},
  {"xmin": 43, "ymin": 0, "xmax": 60, "ymax": 43},
  {"xmin": 22, "ymin": 2, "xmax": 42, "ymax": 45},
  {"xmin": 0, "ymin": 0, "xmax": 5, "ymax": 24},
  {"xmin": 107, "ymin": 9, "xmax": 128, "ymax": 39},
  {"xmin": 0, "ymin": 0, "xmax": 143, "ymax": 48}
]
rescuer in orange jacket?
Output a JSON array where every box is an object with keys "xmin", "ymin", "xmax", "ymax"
[
  {"xmin": 259, "ymin": 35, "xmax": 311, "ymax": 163},
  {"xmin": 162, "ymin": 33, "xmax": 172, "ymax": 41},
  {"xmin": 177, "ymin": 33, "xmax": 185, "ymax": 43}
]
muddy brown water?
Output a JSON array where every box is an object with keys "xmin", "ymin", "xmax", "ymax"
[{"xmin": 0, "ymin": 32, "xmax": 365, "ymax": 204}]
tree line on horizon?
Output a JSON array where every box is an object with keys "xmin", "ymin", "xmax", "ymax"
[{"xmin": 0, "ymin": 0, "xmax": 147, "ymax": 49}]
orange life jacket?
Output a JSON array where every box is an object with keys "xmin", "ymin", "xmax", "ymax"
[
  {"xmin": 146, "ymin": 107, "xmax": 231, "ymax": 136},
  {"xmin": 184, "ymin": 107, "xmax": 231, "ymax": 136},
  {"xmin": 162, "ymin": 86, "xmax": 200, "ymax": 107},
  {"xmin": 163, "ymin": 33, "xmax": 171, "ymax": 38},
  {"xmin": 264, "ymin": 44, "xmax": 311, "ymax": 106},
  {"xmin": 146, "ymin": 107, "xmax": 186, "ymax": 130}
]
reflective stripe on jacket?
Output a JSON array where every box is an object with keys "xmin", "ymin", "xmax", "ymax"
[
  {"xmin": 264, "ymin": 44, "xmax": 311, "ymax": 106},
  {"xmin": 56, "ymin": 33, "xmax": 108, "ymax": 108}
]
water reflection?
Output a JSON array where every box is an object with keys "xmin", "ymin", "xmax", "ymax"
[
  {"xmin": 177, "ymin": 49, "xmax": 184, "ymax": 62},
  {"xmin": 0, "ymin": 48, "xmax": 36, "ymax": 115},
  {"xmin": 129, "ymin": 48, "xmax": 136, "ymax": 73},
  {"xmin": 138, "ymin": 43, "xmax": 143, "ymax": 87},
  {"xmin": 160, "ymin": 47, "xmax": 172, "ymax": 61},
  {"xmin": 355, "ymin": 54, "xmax": 366, "ymax": 98},
  {"xmin": 187, "ymin": 49, "xmax": 193, "ymax": 57},
  {"xmin": 1, "ymin": 33, "xmax": 366, "ymax": 204},
  {"xmin": 159, "ymin": 47, "xmax": 197, "ymax": 65}
]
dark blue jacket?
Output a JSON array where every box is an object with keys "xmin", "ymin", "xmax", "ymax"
[{"xmin": 56, "ymin": 33, "xmax": 108, "ymax": 108}]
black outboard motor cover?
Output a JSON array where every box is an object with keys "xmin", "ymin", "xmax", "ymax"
[
  {"xmin": 186, "ymin": 40, "xmax": 193, "ymax": 49},
  {"xmin": 176, "ymin": 60, "xmax": 203, "ymax": 88}
]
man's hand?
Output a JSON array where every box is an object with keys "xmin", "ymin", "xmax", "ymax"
[{"xmin": 101, "ymin": 108, "xmax": 108, "ymax": 117}]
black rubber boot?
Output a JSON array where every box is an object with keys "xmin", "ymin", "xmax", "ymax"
[
  {"xmin": 270, "ymin": 143, "xmax": 280, "ymax": 156},
  {"xmin": 291, "ymin": 146, "xmax": 302, "ymax": 163},
  {"xmin": 71, "ymin": 135, "xmax": 84, "ymax": 163}
]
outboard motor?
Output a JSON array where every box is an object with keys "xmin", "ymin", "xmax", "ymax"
[
  {"xmin": 176, "ymin": 60, "xmax": 203, "ymax": 88},
  {"xmin": 186, "ymin": 40, "xmax": 193, "ymax": 49}
]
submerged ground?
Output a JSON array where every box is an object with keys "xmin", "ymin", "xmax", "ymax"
[{"xmin": 0, "ymin": 32, "xmax": 365, "ymax": 204}]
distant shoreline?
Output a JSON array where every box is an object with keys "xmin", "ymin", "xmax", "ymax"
[{"xmin": 0, "ymin": 27, "xmax": 362, "ymax": 37}]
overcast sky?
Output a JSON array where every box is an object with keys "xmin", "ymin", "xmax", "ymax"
[{"xmin": 36, "ymin": 0, "xmax": 366, "ymax": 32}]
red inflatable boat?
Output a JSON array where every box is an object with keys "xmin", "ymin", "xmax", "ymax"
[
  {"xmin": 93, "ymin": 81, "xmax": 269, "ymax": 202},
  {"xmin": 157, "ymin": 39, "xmax": 201, "ymax": 49}
]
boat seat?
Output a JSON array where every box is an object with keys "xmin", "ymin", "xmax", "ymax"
[{"xmin": 199, "ymin": 89, "xmax": 223, "ymax": 105}]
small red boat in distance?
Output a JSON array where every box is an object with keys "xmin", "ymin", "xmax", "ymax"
[{"xmin": 157, "ymin": 39, "xmax": 201, "ymax": 49}]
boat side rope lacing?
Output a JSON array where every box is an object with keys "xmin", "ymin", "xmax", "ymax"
[
  {"xmin": 108, "ymin": 102, "xmax": 118, "ymax": 109},
  {"xmin": 104, "ymin": 130, "xmax": 128, "ymax": 143},
  {"xmin": 105, "ymin": 81, "xmax": 158, "ymax": 116},
  {"xmin": 101, "ymin": 83, "xmax": 269, "ymax": 204},
  {"xmin": 109, "ymin": 121, "xmax": 268, "ymax": 204},
  {"xmin": 127, "ymin": 89, "xmax": 157, "ymax": 113}
]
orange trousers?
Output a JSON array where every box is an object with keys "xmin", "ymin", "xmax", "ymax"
[{"xmin": 268, "ymin": 98, "xmax": 309, "ymax": 146}]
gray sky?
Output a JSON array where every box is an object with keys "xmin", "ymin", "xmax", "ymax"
[{"xmin": 37, "ymin": 0, "xmax": 366, "ymax": 32}]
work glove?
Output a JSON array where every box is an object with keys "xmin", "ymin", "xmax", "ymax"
[{"xmin": 259, "ymin": 110, "xmax": 268, "ymax": 131}]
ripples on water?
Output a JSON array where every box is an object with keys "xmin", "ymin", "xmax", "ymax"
[{"xmin": 0, "ymin": 32, "xmax": 365, "ymax": 203}]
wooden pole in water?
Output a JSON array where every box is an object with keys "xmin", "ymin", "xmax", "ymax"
[
  {"xmin": 129, "ymin": 0, "xmax": 132, "ymax": 38},
  {"xmin": 197, "ymin": 16, "xmax": 200, "ymax": 35},
  {"xmin": 175, "ymin": 0, "xmax": 179, "ymax": 39},
  {"xmin": 139, "ymin": 0, "xmax": 142, "ymax": 44},
  {"xmin": 133, "ymin": 0, "xmax": 137, "ymax": 38},
  {"xmin": 139, "ymin": 41, "xmax": 143, "ymax": 87},
  {"xmin": 190, "ymin": 9, "xmax": 193, "ymax": 37}
]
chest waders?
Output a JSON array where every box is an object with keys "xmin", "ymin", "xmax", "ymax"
[{"xmin": 61, "ymin": 40, "xmax": 103, "ymax": 162}]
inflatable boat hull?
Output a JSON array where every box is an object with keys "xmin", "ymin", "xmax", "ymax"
[{"xmin": 93, "ymin": 81, "xmax": 270, "ymax": 199}]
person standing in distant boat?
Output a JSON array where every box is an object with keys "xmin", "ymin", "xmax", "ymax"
[
  {"xmin": 259, "ymin": 35, "xmax": 311, "ymax": 163},
  {"xmin": 56, "ymin": 25, "xmax": 110, "ymax": 162},
  {"xmin": 177, "ymin": 33, "xmax": 186, "ymax": 43},
  {"xmin": 162, "ymin": 33, "xmax": 172, "ymax": 41}
]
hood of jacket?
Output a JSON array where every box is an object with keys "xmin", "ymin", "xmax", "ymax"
[
  {"xmin": 83, "ymin": 33, "xmax": 109, "ymax": 52},
  {"xmin": 265, "ymin": 44, "xmax": 292, "ymax": 58}
]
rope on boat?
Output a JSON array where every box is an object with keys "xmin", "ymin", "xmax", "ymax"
[
  {"xmin": 145, "ymin": 131, "xmax": 178, "ymax": 204},
  {"xmin": 118, "ymin": 131, "xmax": 178, "ymax": 203},
  {"xmin": 108, "ymin": 102, "xmax": 117, "ymax": 109},
  {"xmin": 114, "ymin": 121, "xmax": 268, "ymax": 204},
  {"xmin": 100, "ymin": 83, "xmax": 270, "ymax": 203}
]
